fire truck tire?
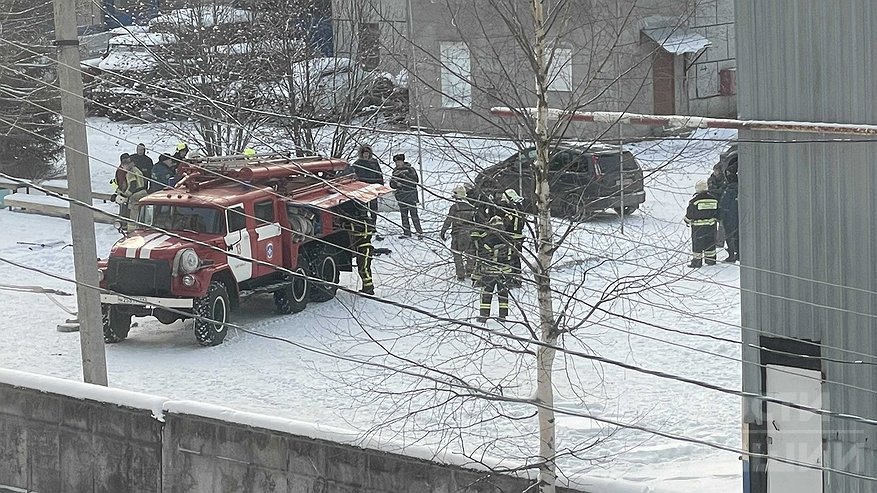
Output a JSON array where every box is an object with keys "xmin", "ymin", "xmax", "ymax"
[
  {"xmin": 274, "ymin": 267, "xmax": 308, "ymax": 314},
  {"xmin": 309, "ymin": 254, "xmax": 339, "ymax": 302},
  {"xmin": 102, "ymin": 305, "xmax": 132, "ymax": 343},
  {"xmin": 193, "ymin": 281, "xmax": 231, "ymax": 346}
]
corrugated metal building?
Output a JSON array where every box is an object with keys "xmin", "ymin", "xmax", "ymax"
[{"xmin": 736, "ymin": 1, "xmax": 877, "ymax": 492}]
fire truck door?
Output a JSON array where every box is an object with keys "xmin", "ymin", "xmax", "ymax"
[
  {"xmin": 225, "ymin": 205, "xmax": 253, "ymax": 282},
  {"xmin": 252, "ymin": 200, "xmax": 283, "ymax": 277}
]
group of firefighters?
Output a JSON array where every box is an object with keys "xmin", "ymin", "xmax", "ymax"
[
  {"xmin": 350, "ymin": 144, "xmax": 526, "ymax": 322},
  {"xmin": 684, "ymin": 159, "xmax": 740, "ymax": 267},
  {"xmin": 110, "ymin": 142, "xmax": 191, "ymax": 229}
]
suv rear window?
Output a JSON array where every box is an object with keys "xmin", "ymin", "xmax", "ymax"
[{"xmin": 594, "ymin": 152, "xmax": 639, "ymax": 174}]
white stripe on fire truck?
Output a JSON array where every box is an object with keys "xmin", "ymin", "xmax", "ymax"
[
  {"xmin": 125, "ymin": 232, "xmax": 161, "ymax": 258},
  {"xmin": 139, "ymin": 234, "xmax": 170, "ymax": 260}
]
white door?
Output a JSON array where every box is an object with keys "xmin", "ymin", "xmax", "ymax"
[
  {"xmin": 224, "ymin": 205, "xmax": 253, "ymax": 282},
  {"xmin": 765, "ymin": 365, "xmax": 823, "ymax": 493}
]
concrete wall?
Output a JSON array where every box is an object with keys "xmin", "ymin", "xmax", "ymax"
[{"xmin": 0, "ymin": 372, "xmax": 586, "ymax": 493}]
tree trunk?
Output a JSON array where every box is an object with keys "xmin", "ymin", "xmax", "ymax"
[{"xmin": 531, "ymin": 1, "xmax": 558, "ymax": 492}]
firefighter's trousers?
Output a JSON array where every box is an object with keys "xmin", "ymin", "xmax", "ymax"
[
  {"xmin": 354, "ymin": 241, "xmax": 374, "ymax": 290},
  {"xmin": 451, "ymin": 233, "xmax": 473, "ymax": 278},
  {"xmin": 480, "ymin": 274, "xmax": 509, "ymax": 319},
  {"xmin": 691, "ymin": 223, "xmax": 717, "ymax": 263}
]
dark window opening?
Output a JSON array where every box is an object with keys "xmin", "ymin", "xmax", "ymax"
[
  {"xmin": 254, "ymin": 201, "xmax": 275, "ymax": 224},
  {"xmin": 227, "ymin": 206, "xmax": 247, "ymax": 233}
]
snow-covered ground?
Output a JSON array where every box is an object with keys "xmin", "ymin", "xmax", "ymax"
[{"xmin": 0, "ymin": 119, "xmax": 742, "ymax": 492}]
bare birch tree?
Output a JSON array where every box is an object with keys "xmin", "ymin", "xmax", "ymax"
[{"xmin": 319, "ymin": 1, "xmax": 706, "ymax": 492}]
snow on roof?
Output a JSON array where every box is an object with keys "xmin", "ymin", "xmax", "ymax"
[
  {"xmin": 149, "ymin": 7, "xmax": 253, "ymax": 29},
  {"xmin": 108, "ymin": 32, "xmax": 176, "ymax": 47},
  {"xmin": 642, "ymin": 26, "xmax": 711, "ymax": 54}
]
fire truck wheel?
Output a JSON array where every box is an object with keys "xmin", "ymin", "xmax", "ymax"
[
  {"xmin": 102, "ymin": 305, "xmax": 132, "ymax": 343},
  {"xmin": 193, "ymin": 281, "xmax": 231, "ymax": 346},
  {"xmin": 309, "ymin": 254, "xmax": 339, "ymax": 302},
  {"xmin": 274, "ymin": 267, "xmax": 308, "ymax": 314}
]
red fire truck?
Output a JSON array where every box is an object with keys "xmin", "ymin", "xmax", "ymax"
[{"xmin": 97, "ymin": 153, "xmax": 390, "ymax": 346}]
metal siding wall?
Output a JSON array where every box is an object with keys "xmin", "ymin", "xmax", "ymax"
[{"xmin": 736, "ymin": 0, "xmax": 877, "ymax": 488}]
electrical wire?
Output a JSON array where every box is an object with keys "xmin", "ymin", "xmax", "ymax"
[
  {"xmin": 4, "ymin": 173, "xmax": 877, "ymax": 433},
  {"xmin": 4, "ymin": 97, "xmax": 877, "ymax": 387},
  {"xmin": 1, "ymin": 253, "xmax": 876, "ymax": 483}
]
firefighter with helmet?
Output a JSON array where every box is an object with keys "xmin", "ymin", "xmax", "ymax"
[
  {"xmin": 345, "ymin": 201, "xmax": 376, "ymax": 295},
  {"xmin": 477, "ymin": 215, "xmax": 513, "ymax": 322},
  {"xmin": 499, "ymin": 188, "xmax": 525, "ymax": 287},
  {"xmin": 684, "ymin": 180, "xmax": 720, "ymax": 268},
  {"xmin": 440, "ymin": 184, "xmax": 477, "ymax": 280}
]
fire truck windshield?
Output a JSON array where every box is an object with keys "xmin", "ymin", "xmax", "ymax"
[{"xmin": 139, "ymin": 204, "xmax": 224, "ymax": 234}]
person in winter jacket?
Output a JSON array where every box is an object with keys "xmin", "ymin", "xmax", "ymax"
[
  {"xmin": 720, "ymin": 160, "xmax": 739, "ymax": 263},
  {"xmin": 707, "ymin": 163, "xmax": 726, "ymax": 198},
  {"xmin": 352, "ymin": 144, "xmax": 384, "ymax": 230},
  {"xmin": 389, "ymin": 153, "xmax": 422, "ymax": 238},
  {"xmin": 440, "ymin": 185, "xmax": 477, "ymax": 280},
  {"xmin": 477, "ymin": 215, "xmax": 513, "ymax": 322},
  {"xmin": 707, "ymin": 163, "xmax": 727, "ymax": 249},
  {"xmin": 684, "ymin": 180, "xmax": 720, "ymax": 268},
  {"xmin": 150, "ymin": 154, "xmax": 176, "ymax": 191},
  {"xmin": 117, "ymin": 154, "xmax": 148, "ymax": 231},
  {"xmin": 131, "ymin": 143, "xmax": 153, "ymax": 180}
]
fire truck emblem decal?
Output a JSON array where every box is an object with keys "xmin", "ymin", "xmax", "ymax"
[{"xmin": 266, "ymin": 243, "xmax": 274, "ymax": 259}]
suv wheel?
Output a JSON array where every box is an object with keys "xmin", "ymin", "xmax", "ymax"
[
  {"xmin": 102, "ymin": 305, "xmax": 132, "ymax": 343},
  {"xmin": 274, "ymin": 267, "xmax": 308, "ymax": 314},
  {"xmin": 310, "ymin": 254, "xmax": 339, "ymax": 302},
  {"xmin": 193, "ymin": 281, "xmax": 230, "ymax": 346}
]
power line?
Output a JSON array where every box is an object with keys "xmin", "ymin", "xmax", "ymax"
[
  {"xmin": 3, "ymin": 105, "xmax": 877, "ymax": 375},
  {"xmin": 1, "ymin": 253, "xmax": 876, "ymax": 483},
  {"xmin": 5, "ymin": 173, "xmax": 877, "ymax": 433}
]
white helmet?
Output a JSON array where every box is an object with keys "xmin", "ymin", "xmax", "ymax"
[
  {"xmin": 452, "ymin": 185, "xmax": 467, "ymax": 198},
  {"xmin": 695, "ymin": 180, "xmax": 708, "ymax": 193},
  {"xmin": 502, "ymin": 188, "xmax": 523, "ymax": 204}
]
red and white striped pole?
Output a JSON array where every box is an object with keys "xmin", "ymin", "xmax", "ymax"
[{"xmin": 490, "ymin": 107, "xmax": 877, "ymax": 136}]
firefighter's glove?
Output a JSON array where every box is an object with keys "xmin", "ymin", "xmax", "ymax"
[{"xmin": 109, "ymin": 193, "xmax": 117, "ymax": 203}]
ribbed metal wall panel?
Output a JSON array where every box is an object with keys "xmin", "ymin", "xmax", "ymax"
[{"xmin": 736, "ymin": 0, "xmax": 877, "ymax": 490}]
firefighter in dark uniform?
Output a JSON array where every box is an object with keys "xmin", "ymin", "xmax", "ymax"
[
  {"xmin": 478, "ymin": 215, "xmax": 513, "ymax": 322},
  {"xmin": 684, "ymin": 180, "xmax": 720, "ymax": 268},
  {"xmin": 346, "ymin": 201, "xmax": 376, "ymax": 294},
  {"xmin": 440, "ymin": 185, "xmax": 477, "ymax": 280},
  {"xmin": 469, "ymin": 187, "xmax": 498, "ymax": 286},
  {"xmin": 499, "ymin": 188, "xmax": 525, "ymax": 288}
]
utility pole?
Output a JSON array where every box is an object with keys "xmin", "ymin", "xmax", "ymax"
[{"xmin": 52, "ymin": 0, "xmax": 108, "ymax": 386}]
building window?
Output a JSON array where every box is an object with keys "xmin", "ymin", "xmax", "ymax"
[
  {"xmin": 439, "ymin": 42, "xmax": 472, "ymax": 108},
  {"xmin": 548, "ymin": 47, "xmax": 572, "ymax": 92},
  {"xmin": 358, "ymin": 22, "xmax": 380, "ymax": 70}
]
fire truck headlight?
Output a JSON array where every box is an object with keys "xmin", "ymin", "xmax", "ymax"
[
  {"xmin": 98, "ymin": 269, "xmax": 105, "ymax": 282},
  {"xmin": 179, "ymin": 249, "xmax": 200, "ymax": 274},
  {"xmin": 182, "ymin": 275, "xmax": 196, "ymax": 287}
]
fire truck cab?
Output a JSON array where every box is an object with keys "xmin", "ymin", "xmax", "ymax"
[{"xmin": 97, "ymin": 153, "xmax": 390, "ymax": 346}]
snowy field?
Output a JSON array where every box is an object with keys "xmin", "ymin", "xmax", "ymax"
[{"xmin": 0, "ymin": 119, "xmax": 742, "ymax": 492}]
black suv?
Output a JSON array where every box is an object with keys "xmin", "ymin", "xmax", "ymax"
[{"xmin": 472, "ymin": 143, "xmax": 646, "ymax": 219}]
